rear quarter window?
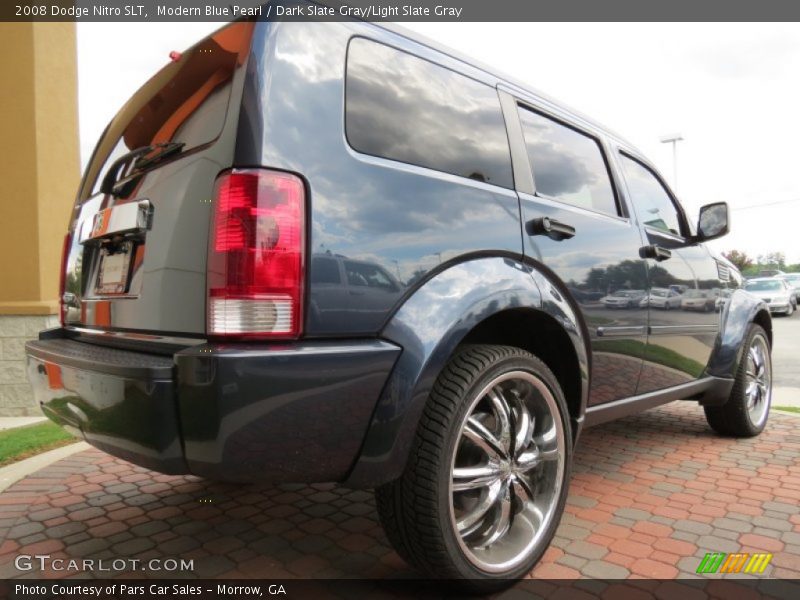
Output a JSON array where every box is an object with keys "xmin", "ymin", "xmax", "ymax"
[{"xmin": 345, "ymin": 37, "xmax": 513, "ymax": 189}]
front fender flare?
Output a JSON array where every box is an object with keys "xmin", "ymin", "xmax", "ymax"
[
  {"xmin": 706, "ymin": 289, "xmax": 771, "ymax": 380},
  {"xmin": 343, "ymin": 255, "xmax": 588, "ymax": 488}
]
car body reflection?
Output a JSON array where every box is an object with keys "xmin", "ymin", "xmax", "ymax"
[
  {"xmin": 601, "ymin": 289, "xmax": 646, "ymax": 309},
  {"xmin": 640, "ymin": 287, "xmax": 683, "ymax": 310}
]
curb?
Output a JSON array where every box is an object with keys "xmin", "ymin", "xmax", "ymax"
[
  {"xmin": 773, "ymin": 407, "xmax": 800, "ymax": 418},
  {"xmin": 0, "ymin": 416, "xmax": 46, "ymax": 431},
  {"xmin": 0, "ymin": 441, "xmax": 90, "ymax": 494}
]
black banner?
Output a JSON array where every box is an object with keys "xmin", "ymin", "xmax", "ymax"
[
  {"xmin": 4, "ymin": 0, "xmax": 800, "ymax": 22},
  {"xmin": 3, "ymin": 578, "xmax": 800, "ymax": 599}
]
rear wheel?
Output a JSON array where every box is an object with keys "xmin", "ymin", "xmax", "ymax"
[
  {"xmin": 704, "ymin": 324, "xmax": 771, "ymax": 437},
  {"xmin": 375, "ymin": 345, "xmax": 571, "ymax": 591}
]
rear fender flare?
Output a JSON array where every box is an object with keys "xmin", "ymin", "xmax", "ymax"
[{"xmin": 343, "ymin": 255, "xmax": 588, "ymax": 488}]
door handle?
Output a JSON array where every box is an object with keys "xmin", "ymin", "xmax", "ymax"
[
  {"xmin": 526, "ymin": 217, "xmax": 576, "ymax": 241},
  {"xmin": 639, "ymin": 244, "xmax": 672, "ymax": 261}
]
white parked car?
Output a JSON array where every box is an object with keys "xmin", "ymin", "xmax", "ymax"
[
  {"xmin": 602, "ymin": 289, "xmax": 646, "ymax": 309},
  {"xmin": 640, "ymin": 287, "xmax": 683, "ymax": 310},
  {"xmin": 681, "ymin": 289, "xmax": 718, "ymax": 312},
  {"xmin": 744, "ymin": 278, "xmax": 796, "ymax": 316},
  {"xmin": 781, "ymin": 273, "xmax": 800, "ymax": 304}
]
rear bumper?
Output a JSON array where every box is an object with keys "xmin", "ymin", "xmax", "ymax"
[{"xmin": 26, "ymin": 330, "xmax": 401, "ymax": 483}]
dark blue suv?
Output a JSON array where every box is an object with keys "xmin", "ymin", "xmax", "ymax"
[{"xmin": 26, "ymin": 15, "xmax": 772, "ymax": 588}]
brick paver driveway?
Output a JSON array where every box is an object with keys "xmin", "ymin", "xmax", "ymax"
[{"xmin": 0, "ymin": 403, "xmax": 798, "ymax": 581}]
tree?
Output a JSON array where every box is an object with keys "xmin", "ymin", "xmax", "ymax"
[
  {"xmin": 757, "ymin": 252, "xmax": 786, "ymax": 269},
  {"xmin": 722, "ymin": 250, "xmax": 754, "ymax": 272}
]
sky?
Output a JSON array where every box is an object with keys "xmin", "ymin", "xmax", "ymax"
[{"xmin": 77, "ymin": 22, "xmax": 800, "ymax": 263}]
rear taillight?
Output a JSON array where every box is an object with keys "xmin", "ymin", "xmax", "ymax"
[
  {"xmin": 207, "ymin": 169, "xmax": 306, "ymax": 339},
  {"xmin": 58, "ymin": 233, "xmax": 72, "ymax": 326}
]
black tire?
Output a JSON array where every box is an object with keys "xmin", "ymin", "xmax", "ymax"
[
  {"xmin": 375, "ymin": 344, "xmax": 572, "ymax": 591},
  {"xmin": 704, "ymin": 324, "xmax": 772, "ymax": 437}
]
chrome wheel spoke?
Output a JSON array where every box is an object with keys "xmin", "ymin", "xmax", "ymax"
[
  {"xmin": 464, "ymin": 416, "xmax": 506, "ymax": 460},
  {"xmin": 457, "ymin": 479, "xmax": 503, "ymax": 533},
  {"xmin": 476, "ymin": 483, "xmax": 512, "ymax": 548},
  {"xmin": 516, "ymin": 448, "xmax": 540, "ymax": 472},
  {"xmin": 452, "ymin": 465, "xmax": 501, "ymax": 491},
  {"xmin": 487, "ymin": 387, "xmax": 513, "ymax": 455},
  {"xmin": 512, "ymin": 400, "xmax": 534, "ymax": 458},
  {"xmin": 537, "ymin": 446, "xmax": 561, "ymax": 463},
  {"xmin": 511, "ymin": 474, "xmax": 535, "ymax": 505}
]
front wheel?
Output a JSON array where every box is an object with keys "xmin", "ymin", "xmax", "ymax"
[
  {"xmin": 375, "ymin": 345, "xmax": 571, "ymax": 591},
  {"xmin": 704, "ymin": 324, "xmax": 772, "ymax": 437}
]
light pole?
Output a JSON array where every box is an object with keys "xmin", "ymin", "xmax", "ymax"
[{"xmin": 659, "ymin": 133, "xmax": 683, "ymax": 192}]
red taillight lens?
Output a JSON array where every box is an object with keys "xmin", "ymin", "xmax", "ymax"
[
  {"xmin": 58, "ymin": 233, "xmax": 72, "ymax": 326},
  {"xmin": 207, "ymin": 169, "xmax": 306, "ymax": 339}
]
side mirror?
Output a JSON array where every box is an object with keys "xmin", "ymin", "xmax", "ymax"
[{"xmin": 696, "ymin": 202, "xmax": 729, "ymax": 242}]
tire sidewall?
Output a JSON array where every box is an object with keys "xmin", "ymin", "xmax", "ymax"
[{"xmin": 434, "ymin": 351, "xmax": 573, "ymax": 583}]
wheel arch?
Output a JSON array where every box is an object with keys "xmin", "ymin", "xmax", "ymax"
[
  {"xmin": 706, "ymin": 289, "xmax": 772, "ymax": 381},
  {"xmin": 343, "ymin": 255, "xmax": 589, "ymax": 488}
]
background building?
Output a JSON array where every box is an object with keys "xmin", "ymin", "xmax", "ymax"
[{"xmin": 0, "ymin": 23, "xmax": 79, "ymax": 415}]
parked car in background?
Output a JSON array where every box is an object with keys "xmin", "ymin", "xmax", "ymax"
[
  {"xmin": 781, "ymin": 273, "xmax": 800, "ymax": 304},
  {"xmin": 602, "ymin": 289, "xmax": 646, "ymax": 309},
  {"xmin": 745, "ymin": 278, "xmax": 796, "ymax": 316},
  {"xmin": 640, "ymin": 287, "xmax": 683, "ymax": 310},
  {"xmin": 757, "ymin": 269, "xmax": 786, "ymax": 278},
  {"xmin": 24, "ymin": 17, "xmax": 774, "ymax": 589},
  {"xmin": 681, "ymin": 289, "xmax": 718, "ymax": 312}
]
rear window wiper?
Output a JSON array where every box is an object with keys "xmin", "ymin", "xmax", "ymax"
[
  {"xmin": 100, "ymin": 142, "xmax": 185, "ymax": 197},
  {"xmin": 132, "ymin": 141, "xmax": 185, "ymax": 171}
]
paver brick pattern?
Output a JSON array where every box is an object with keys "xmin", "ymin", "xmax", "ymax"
[{"xmin": 0, "ymin": 403, "xmax": 798, "ymax": 581}]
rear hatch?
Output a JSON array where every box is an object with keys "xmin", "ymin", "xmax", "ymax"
[{"xmin": 62, "ymin": 22, "xmax": 254, "ymax": 348}]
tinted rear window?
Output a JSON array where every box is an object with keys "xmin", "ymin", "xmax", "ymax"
[
  {"xmin": 85, "ymin": 22, "xmax": 254, "ymax": 196},
  {"xmin": 345, "ymin": 38, "xmax": 513, "ymax": 189}
]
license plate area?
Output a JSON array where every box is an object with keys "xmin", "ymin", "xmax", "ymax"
[{"xmin": 95, "ymin": 241, "xmax": 135, "ymax": 295}]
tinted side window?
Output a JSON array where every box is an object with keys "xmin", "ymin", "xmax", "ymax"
[
  {"xmin": 619, "ymin": 155, "xmax": 683, "ymax": 236},
  {"xmin": 345, "ymin": 261, "xmax": 397, "ymax": 290},
  {"xmin": 311, "ymin": 257, "xmax": 342, "ymax": 285},
  {"xmin": 345, "ymin": 38, "xmax": 513, "ymax": 189},
  {"xmin": 517, "ymin": 106, "xmax": 617, "ymax": 216}
]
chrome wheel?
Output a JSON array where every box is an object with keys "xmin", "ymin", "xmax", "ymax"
[
  {"xmin": 745, "ymin": 333, "xmax": 771, "ymax": 428},
  {"xmin": 449, "ymin": 371, "xmax": 566, "ymax": 573}
]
